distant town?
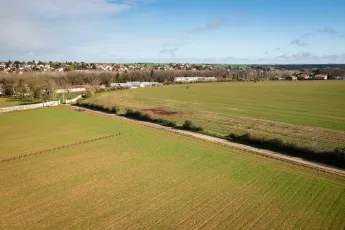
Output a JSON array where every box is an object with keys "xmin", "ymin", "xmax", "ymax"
[
  {"xmin": 0, "ymin": 61, "xmax": 247, "ymax": 73},
  {"xmin": 0, "ymin": 60, "xmax": 345, "ymax": 87},
  {"xmin": 1, "ymin": 61, "xmax": 345, "ymax": 81}
]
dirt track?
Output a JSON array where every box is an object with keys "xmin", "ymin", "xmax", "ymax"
[{"xmin": 68, "ymin": 106, "xmax": 345, "ymax": 177}]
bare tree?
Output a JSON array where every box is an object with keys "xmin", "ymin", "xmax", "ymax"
[{"xmin": 15, "ymin": 79, "xmax": 29, "ymax": 99}]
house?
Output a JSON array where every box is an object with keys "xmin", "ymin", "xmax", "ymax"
[
  {"xmin": 174, "ymin": 77, "xmax": 199, "ymax": 82},
  {"xmin": 286, "ymin": 76, "xmax": 297, "ymax": 81},
  {"xmin": 298, "ymin": 73, "xmax": 310, "ymax": 80},
  {"xmin": 314, "ymin": 74, "xmax": 328, "ymax": 80}
]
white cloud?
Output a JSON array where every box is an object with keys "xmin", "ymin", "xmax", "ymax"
[
  {"xmin": 301, "ymin": 32, "xmax": 313, "ymax": 38},
  {"xmin": 275, "ymin": 52, "xmax": 316, "ymax": 60},
  {"xmin": 155, "ymin": 52, "xmax": 345, "ymax": 64},
  {"xmin": 159, "ymin": 48, "xmax": 178, "ymax": 57},
  {"xmin": 1, "ymin": 0, "xmax": 131, "ymax": 19},
  {"xmin": 316, "ymin": 27, "xmax": 337, "ymax": 35},
  {"xmin": 0, "ymin": 0, "xmax": 144, "ymax": 60},
  {"xmin": 288, "ymin": 27, "xmax": 344, "ymax": 49},
  {"xmin": 289, "ymin": 39, "xmax": 308, "ymax": 46},
  {"xmin": 274, "ymin": 52, "xmax": 345, "ymax": 63},
  {"xmin": 185, "ymin": 17, "xmax": 225, "ymax": 33}
]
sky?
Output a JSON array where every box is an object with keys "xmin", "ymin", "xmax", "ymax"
[{"xmin": 1, "ymin": 0, "xmax": 345, "ymax": 64}]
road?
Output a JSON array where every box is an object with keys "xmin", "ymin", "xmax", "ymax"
[{"xmin": 67, "ymin": 105, "xmax": 345, "ymax": 177}]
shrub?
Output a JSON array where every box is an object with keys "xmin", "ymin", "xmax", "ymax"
[
  {"xmin": 125, "ymin": 108, "xmax": 134, "ymax": 114},
  {"xmin": 155, "ymin": 118, "xmax": 176, "ymax": 127},
  {"xmin": 124, "ymin": 108, "xmax": 177, "ymax": 127},
  {"xmin": 125, "ymin": 109, "xmax": 143, "ymax": 119},
  {"xmin": 335, "ymin": 146, "xmax": 345, "ymax": 154},
  {"xmin": 100, "ymin": 105, "xmax": 108, "ymax": 111},
  {"xmin": 182, "ymin": 120, "xmax": 203, "ymax": 131},
  {"xmin": 112, "ymin": 106, "xmax": 120, "ymax": 114},
  {"xmin": 107, "ymin": 106, "xmax": 113, "ymax": 113},
  {"xmin": 335, "ymin": 146, "xmax": 345, "ymax": 159},
  {"xmin": 141, "ymin": 113, "xmax": 152, "ymax": 121},
  {"xmin": 83, "ymin": 90, "xmax": 93, "ymax": 99},
  {"xmin": 79, "ymin": 102, "xmax": 110, "ymax": 113},
  {"xmin": 76, "ymin": 98, "xmax": 82, "ymax": 105},
  {"xmin": 182, "ymin": 120, "xmax": 193, "ymax": 130}
]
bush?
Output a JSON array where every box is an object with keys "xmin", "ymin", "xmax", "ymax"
[
  {"xmin": 112, "ymin": 106, "xmax": 120, "ymax": 114},
  {"xmin": 79, "ymin": 102, "xmax": 111, "ymax": 113},
  {"xmin": 124, "ymin": 108, "xmax": 177, "ymax": 127},
  {"xmin": 83, "ymin": 90, "xmax": 93, "ymax": 99},
  {"xmin": 335, "ymin": 146, "xmax": 345, "ymax": 159},
  {"xmin": 125, "ymin": 109, "xmax": 143, "ymax": 119},
  {"xmin": 76, "ymin": 98, "xmax": 82, "ymax": 105},
  {"xmin": 125, "ymin": 108, "xmax": 134, "ymax": 114},
  {"xmin": 107, "ymin": 106, "xmax": 113, "ymax": 113},
  {"xmin": 125, "ymin": 109, "xmax": 150, "ymax": 120},
  {"xmin": 182, "ymin": 120, "xmax": 193, "ymax": 130},
  {"xmin": 182, "ymin": 120, "xmax": 203, "ymax": 131},
  {"xmin": 156, "ymin": 118, "xmax": 176, "ymax": 127},
  {"xmin": 227, "ymin": 133, "xmax": 302, "ymax": 152},
  {"xmin": 335, "ymin": 146, "xmax": 345, "ymax": 154}
]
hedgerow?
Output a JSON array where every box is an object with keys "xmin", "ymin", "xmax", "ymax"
[{"xmin": 228, "ymin": 133, "xmax": 345, "ymax": 169}]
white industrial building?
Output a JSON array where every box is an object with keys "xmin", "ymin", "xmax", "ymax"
[
  {"xmin": 174, "ymin": 77, "xmax": 216, "ymax": 82},
  {"xmin": 110, "ymin": 82, "xmax": 163, "ymax": 89}
]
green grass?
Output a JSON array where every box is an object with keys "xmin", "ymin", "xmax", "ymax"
[
  {"xmin": 1, "ymin": 107, "xmax": 345, "ymax": 229},
  {"xmin": 0, "ymin": 97, "xmax": 35, "ymax": 108},
  {"xmin": 84, "ymin": 81, "xmax": 345, "ymax": 152}
]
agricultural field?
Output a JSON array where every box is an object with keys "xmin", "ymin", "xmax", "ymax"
[
  {"xmin": 0, "ymin": 97, "xmax": 35, "ymax": 108},
  {"xmin": 84, "ymin": 81, "xmax": 345, "ymax": 152},
  {"xmin": 1, "ymin": 107, "xmax": 345, "ymax": 229}
]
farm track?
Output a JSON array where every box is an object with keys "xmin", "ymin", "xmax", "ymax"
[
  {"xmin": 1, "ymin": 133, "xmax": 121, "ymax": 163},
  {"xmin": 68, "ymin": 105, "xmax": 345, "ymax": 177}
]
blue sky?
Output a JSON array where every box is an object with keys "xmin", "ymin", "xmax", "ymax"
[{"xmin": 1, "ymin": 0, "xmax": 345, "ymax": 63}]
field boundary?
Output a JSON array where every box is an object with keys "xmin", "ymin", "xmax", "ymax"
[
  {"xmin": 64, "ymin": 95, "xmax": 83, "ymax": 104},
  {"xmin": 0, "ymin": 100, "xmax": 60, "ymax": 113},
  {"xmin": 68, "ymin": 105, "xmax": 345, "ymax": 177},
  {"xmin": 1, "ymin": 133, "xmax": 121, "ymax": 163}
]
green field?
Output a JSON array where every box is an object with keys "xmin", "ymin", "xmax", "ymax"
[
  {"xmin": 84, "ymin": 81, "xmax": 345, "ymax": 152},
  {"xmin": 1, "ymin": 107, "xmax": 345, "ymax": 229},
  {"xmin": 0, "ymin": 97, "xmax": 35, "ymax": 108}
]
